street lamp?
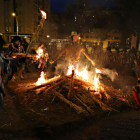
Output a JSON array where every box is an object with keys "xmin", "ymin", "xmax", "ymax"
[
  {"xmin": 12, "ymin": 12, "xmax": 18, "ymax": 36},
  {"xmin": 12, "ymin": 13, "xmax": 15, "ymax": 16},
  {"xmin": 47, "ymin": 35, "xmax": 50, "ymax": 38}
]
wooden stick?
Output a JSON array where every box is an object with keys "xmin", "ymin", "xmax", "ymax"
[
  {"xmin": 102, "ymin": 87, "xmax": 111, "ymax": 101},
  {"xmin": 88, "ymin": 88, "xmax": 102, "ymax": 100},
  {"xmin": 35, "ymin": 86, "xmax": 50, "ymax": 95},
  {"xmin": 26, "ymin": 76, "xmax": 63, "ymax": 92},
  {"xmin": 51, "ymin": 96, "xmax": 56, "ymax": 104},
  {"xmin": 77, "ymin": 94, "xmax": 89, "ymax": 104},
  {"xmin": 52, "ymin": 90, "xmax": 89, "ymax": 115},
  {"xmin": 74, "ymin": 95, "xmax": 94, "ymax": 115},
  {"xmin": 86, "ymin": 90, "xmax": 113, "ymax": 111},
  {"xmin": 78, "ymin": 85, "xmax": 113, "ymax": 111},
  {"xmin": 44, "ymin": 78, "xmax": 68, "ymax": 94},
  {"xmin": 67, "ymin": 70, "xmax": 74, "ymax": 98}
]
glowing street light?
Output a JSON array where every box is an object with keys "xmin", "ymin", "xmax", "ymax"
[
  {"xmin": 12, "ymin": 12, "xmax": 18, "ymax": 36},
  {"xmin": 12, "ymin": 13, "xmax": 16, "ymax": 16},
  {"xmin": 78, "ymin": 36, "xmax": 81, "ymax": 40},
  {"xmin": 47, "ymin": 35, "xmax": 50, "ymax": 38}
]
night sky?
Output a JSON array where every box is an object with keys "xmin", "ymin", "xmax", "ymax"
[{"xmin": 51, "ymin": 0, "xmax": 116, "ymax": 13}]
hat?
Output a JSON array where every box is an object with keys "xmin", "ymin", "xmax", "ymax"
[{"xmin": 71, "ymin": 31, "xmax": 77, "ymax": 36}]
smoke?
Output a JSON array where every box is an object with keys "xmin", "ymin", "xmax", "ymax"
[
  {"xmin": 102, "ymin": 68, "xmax": 117, "ymax": 82},
  {"xmin": 54, "ymin": 63, "xmax": 63, "ymax": 76}
]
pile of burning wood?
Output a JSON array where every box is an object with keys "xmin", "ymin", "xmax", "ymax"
[{"xmin": 22, "ymin": 66, "xmax": 130, "ymax": 116}]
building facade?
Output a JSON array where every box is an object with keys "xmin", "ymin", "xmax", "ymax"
[
  {"xmin": 81, "ymin": 29, "xmax": 121, "ymax": 49},
  {"xmin": 49, "ymin": 12, "xmax": 58, "ymax": 39},
  {"xmin": 0, "ymin": 0, "xmax": 51, "ymax": 43}
]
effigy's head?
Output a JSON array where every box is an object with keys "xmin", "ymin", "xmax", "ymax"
[{"xmin": 71, "ymin": 31, "xmax": 80, "ymax": 43}]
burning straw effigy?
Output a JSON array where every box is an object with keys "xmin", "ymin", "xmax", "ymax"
[{"xmin": 16, "ymin": 66, "xmax": 131, "ymax": 116}]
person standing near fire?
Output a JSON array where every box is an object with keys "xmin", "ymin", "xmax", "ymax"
[
  {"xmin": 50, "ymin": 31, "xmax": 95, "ymax": 76},
  {"xmin": 0, "ymin": 35, "xmax": 6, "ymax": 110},
  {"xmin": 36, "ymin": 42, "xmax": 49, "ymax": 72}
]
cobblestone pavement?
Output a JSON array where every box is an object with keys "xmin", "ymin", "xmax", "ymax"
[{"xmin": 58, "ymin": 110, "xmax": 140, "ymax": 140}]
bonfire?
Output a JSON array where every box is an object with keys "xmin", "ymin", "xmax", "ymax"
[{"xmin": 22, "ymin": 65, "xmax": 130, "ymax": 116}]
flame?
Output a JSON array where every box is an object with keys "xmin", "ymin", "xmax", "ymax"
[
  {"xmin": 77, "ymin": 67, "xmax": 88, "ymax": 80},
  {"xmin": 67, "ymin": 65, "xmax": 88, "ymax": 80},
  {"xmin": 67, "ymin": 65, "xmax": 74, "ymax": 75},
  {"xmin": 95, "ymin": 68, "xmax": 102, "ymax": 74},
  {"xmin": 67, "ymin": 64, "xmax": 101, "ymax": 92},
  {"xmin": 114, "ymin": 72, "xmax": 118, "ymax": 76},
  {"xmin": 35, "ymin": 64, "xmax": 102, "ymax": 94},
  {"xmin": 40, "ymin": 10, "xmax": 47, "ymax": 19},
  {"xmin": 94, "ymin": 74, "xmax": 100, "ymax": 92},
  {"xmin": 36, "ymin": 71, "xmax": 47, "ymax": 85}
]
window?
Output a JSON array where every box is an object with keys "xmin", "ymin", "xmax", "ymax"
[
  {"xmin": 19, "ymin": 11, "xmax": 22, "ymax": 15},
  {"xmin": 34, "ymin": 0, "xmax": 37, "ymax": 4},
  {"xmin": 113, "ymin": 37, "xmax": 120, "ymax": 40},
  {"xmin": 5, "ymin": 19, "xmax": 8, "ymax": 22},
  {"xmin": 15, "ymin": 2, "xmax": 18, "ymax": 8},
  {"xmin": 107, "ymin": 35, "xmax": 110, "ymax": 38},
  {"xmin": 9, "ymin": 26, "xmax": 11, "ymax": 32},
  {"xmin": 34, "ymin": 20, "xmax": 38, "ymax": 26},
  {"xmin": 19, "ymin": 26, "xmax": 22, "ymax": 32},
  {"xmin": 5, "ymin": 12, "xmax": 8, "ymax": 15},
  {"xmin": 19, "ymin": 0, "xmax": 22, "ymax": 6},
  {"xmin": 112, "ymin": 31, "xmax": 119, "ymax": 34},
  {"xmin": 34, "ymin": 27, "xmax": 37, "ymax": 33},
  {"xmin": 4, "ymin": 3, "xmax": 9, "ymax": 8},
  {"xmin": 34, "ymin": 5, "xmax": 38, "ymax": 11},
  {"xmin": 38, "ymin": 1, "xmax": 41, "ymax": 6},
  {"xmin": 5, "ymin": 26, "xmax": 9, "ymax": 32},
  {"xmin": 34, "ymin": 5, "xmax": 36, "ymax": 10},
  {"xmin": 34, "ymin": 13, "xmax": 37, "ymax": 18}
]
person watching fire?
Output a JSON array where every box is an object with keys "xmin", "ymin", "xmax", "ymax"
[{"xmin": 50, "ymin": 31, "xmax": 95, "ymax": 76}]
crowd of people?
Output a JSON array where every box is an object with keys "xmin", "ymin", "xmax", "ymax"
[
  {"xmin": 85, "ymin": 45, "xmax": 138, "ymax": 68},
  {"xmin": 8, "ymin": 38, "xmax": 28, "ymax": 56}
]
